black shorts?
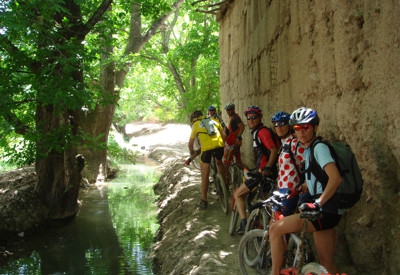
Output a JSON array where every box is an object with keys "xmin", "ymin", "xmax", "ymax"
[
  {"xmin": 201, "ymin": 147, "xmax": 224, "ymax": 164},
  {"xmin": 311, "ymin": 212, "xmax": 342, "ymax": 231},
  {"xmin": 244, "ymin": 177, "xmax": 271, "ymax": 193}
]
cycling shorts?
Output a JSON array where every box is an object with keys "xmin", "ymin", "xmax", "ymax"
[
  {"xmin": 244, "ymin": 177, "xmax": 271, "ymax": 193},
  {"xmin": 223, "ymin": 145, "xmax": 241, "ymax": 165},
  {"xmin": 311, "ymin": 212, "xmax": 342, "ymax": 231},
  {"xmin": 201, "ymin": 147, "xmax": 224, "ymax": 164}
]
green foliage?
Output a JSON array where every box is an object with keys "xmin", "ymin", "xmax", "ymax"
[
  {"xmin": 107, "ymin": 134, "xmax": 140, "ymax": 165},
  {"xmin": 114, "ymin": 5, "xmax": 221, "ymax": 126}
]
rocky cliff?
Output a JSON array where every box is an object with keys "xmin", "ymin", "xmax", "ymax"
[{"xmin": 217, "ymin": 1, "xmax": 400, "ymax": 274}]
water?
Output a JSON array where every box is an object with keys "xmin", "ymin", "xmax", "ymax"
[{"xmin": 0, "ymin": 163, "xmax": 161, "ymax": 275}]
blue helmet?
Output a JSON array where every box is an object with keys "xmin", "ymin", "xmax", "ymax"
[
  {"xmin": 289, "ymin": 107, "xmax": 320, "ymax": 125},
  {"xmin": 208, "ymin": 105, "xmax": 216, "ymax": 111},
  {"xmin": 271, "ymin": 111, "xmax": 291, "ymax": 122}
]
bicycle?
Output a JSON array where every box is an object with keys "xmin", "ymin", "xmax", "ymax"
[
  {"xmin": 238, "ymin": 191, "xmax": 326, "ymax": 275},
  {"xmin": 229, "ymin": 170, "xmax": 275, "ymax": 235}
]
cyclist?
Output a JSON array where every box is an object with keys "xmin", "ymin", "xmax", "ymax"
[
  {"xmin": 233, "ymin": 106, "xmax": 280, "ymax": 234},
  {"xmin": 223, "ymin": 103, "xmax": 248, "ymax": 185},
  {"xmin": 269, "ymin": 107, "xmax": 343, "ymax": 275},
  {"xmin": 207, "ymin": 105, "xmax": 226, "ymax": 130},
  {"xmin": 272, "ymin": 111, "xmax": 306, "ymax": 216},
  {"xmin": 188, "ymin": 110, "xmax": 226, "ymax": 209}
]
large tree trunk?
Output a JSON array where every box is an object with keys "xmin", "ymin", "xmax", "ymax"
[{"xmin": 35, "ymin": 106, "xmax": 85, "ymax": 220}]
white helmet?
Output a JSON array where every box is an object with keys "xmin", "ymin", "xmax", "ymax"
[{"xmin": 289, "ymin": 107, "xmax": 320, "ymax": 125}]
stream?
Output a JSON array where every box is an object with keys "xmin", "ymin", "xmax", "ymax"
[{"xmin": 0, "ymin": 162, "xmax": 161, "ymax": 275}]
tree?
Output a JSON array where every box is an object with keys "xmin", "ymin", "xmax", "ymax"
[
  {"xmin": 115, "ymin": 1, "xmax": 221, "ymax": 126},
  {"xmin": 0, "ymin": 0, "xmax": 188, "ymax": 220},
  {"xmin": 1, "ymin": 0, "xmax": 113, "ymax": 219}
]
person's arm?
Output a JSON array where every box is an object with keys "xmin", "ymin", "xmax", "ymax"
[
  {"xmin": 316, "ymin": 162, "xmax": 341, "ymax": 206},
  {"xmin": 188, "ymin": 137, "xmax": 196, "ymax": 158},
  {"xmin": 237, "ymin": 121, "xmax": 245, "ymax": 139},
  {"xmin": 266, "ymin": 145, "xmax": 278, "ymax": 167}
]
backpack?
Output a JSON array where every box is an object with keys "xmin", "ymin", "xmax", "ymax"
[
  {"xmin": 254, "ymin": 126, "xmax": 281, "ymax": 154},
  {"xmin": 200, "ymin": 118, "xmax": 217, "ymax": 135},
  {"xmin": 307, "ymin": 137, "xmax": 363, "ymax": 209}
]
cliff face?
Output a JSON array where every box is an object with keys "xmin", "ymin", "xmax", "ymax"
[{"xmin": 218, "ymin": 1, "xmax": 400, "ymax": 274}]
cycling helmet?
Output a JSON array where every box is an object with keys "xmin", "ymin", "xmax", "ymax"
[
  {"xmin": 208, "ymin": 105, "xmax": 216, "ymax": 111},
  {"xmin": 289, "ymin": 107, "xmax": 320, "ymax": 125},
  {"xmin": 271, "ymin": 111, "xmax": 291, "ymax": 122},
  {"xmin": 244, "ymin": 106, "xmax": 263, "ymax": 116},
  {"xmin": 225, "ymin": 103, "xmax": 235, "ymax": 110},
  {"xmin": 190, "ymin": 110, "xmax": 203, "ymax": 123}
]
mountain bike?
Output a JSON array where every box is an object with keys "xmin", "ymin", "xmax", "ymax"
[
  {"xmin": 229, "ymin": 170, "xmax": 274, "ymax": 235},
  {"xmin": 238, "ymin": 191, "xmax": 325, "ymax": 275}
]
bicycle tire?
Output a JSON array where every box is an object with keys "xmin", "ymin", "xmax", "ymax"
[
  {"xmin": 245, "ymin": 208, "xmax": 270, "ymax": 233},
  {"xmin": 238, "ymin": 229, "xmax": 272, "ymax": 274},
  {"xmin": 300, "ymin": 262, "xmax": 328, "ymax": 275},
  {"xmin": 215, "ymin": 173, "xmax": 229, "ymax": 214},
  {"xmin": 191, "ymin": 156, "xmax": 201, "ymax": 170},
  {"xmin": 229, "ymin": 203, "xmax": 239, "ymax": 235}
]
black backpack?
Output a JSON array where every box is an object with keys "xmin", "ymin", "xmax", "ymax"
[{"xmin": 307, "ymin": 137, "xmax": 363, "ymax": 209}]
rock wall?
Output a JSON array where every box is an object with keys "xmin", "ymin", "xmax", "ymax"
[{"xmin": 218, "ymin": 1, "xmax": 400, "ymax": 274}]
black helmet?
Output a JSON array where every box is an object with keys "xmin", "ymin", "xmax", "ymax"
[
  {"xmin": 208, "ymin": 105, "xmax": 216, "ymax": 111},
  {"xmin": 224, "ymin": 103, "xmax": 235, "ymax": 110}
]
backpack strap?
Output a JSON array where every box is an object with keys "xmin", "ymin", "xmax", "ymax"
[{"xmin": 288, "ymin": 138, "xmax": 301, "ymax": 176}]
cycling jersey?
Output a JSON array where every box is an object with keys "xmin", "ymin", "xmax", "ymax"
[{"xmin": 190, "ymin": 118, "xmax": 224, "ymax": 152}]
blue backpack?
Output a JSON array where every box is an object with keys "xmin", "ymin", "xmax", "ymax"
[{"xmin": 307, "ymin": 137, "xmax": 363, "ymax": 209}]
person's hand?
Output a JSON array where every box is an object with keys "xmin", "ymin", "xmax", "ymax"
[
  {"xmin": 261, "ymin": 166, "xmax": 272, "ymax": 177},
  {"xmin": 299, "ymin": 202, "xmax": 320, "ymax": 211}
]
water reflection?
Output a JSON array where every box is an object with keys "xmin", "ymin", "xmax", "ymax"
[{"xmin": 0, "ymin": 163, "xmax": 160, "ymax": 275}]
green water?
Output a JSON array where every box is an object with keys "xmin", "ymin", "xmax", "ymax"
[{"xmin": 0, "ymin": 163, "xmax": 161, "ymax": 275}]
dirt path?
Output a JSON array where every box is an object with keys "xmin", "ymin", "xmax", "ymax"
[{"xmin": 150, "ymin": 157, "xmax": 243, "ymax": 275}]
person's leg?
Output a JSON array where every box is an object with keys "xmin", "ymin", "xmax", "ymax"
[
  {"xmin": 200, "ymin": 162, "xmax": 211, "ymax": 202},
  {"xmin": 313, "ymin": 228, "xmax": 338, "ymax": 274},
  {"xmin": 269, "ymin": 214, "xmax": 315, "ymax": 275},
  {"xmin": 233, "ymin": 183, "xmax": 250, "ymax": 233}
]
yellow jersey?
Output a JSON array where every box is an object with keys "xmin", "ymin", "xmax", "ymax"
[{"xmin": 190, "ymin": 118, "xmax": 224, "ymax": 152}]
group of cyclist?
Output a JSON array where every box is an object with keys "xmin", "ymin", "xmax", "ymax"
[{"xmin": 187, "ymin": 105, "xmax": 343, "ymax": 275}]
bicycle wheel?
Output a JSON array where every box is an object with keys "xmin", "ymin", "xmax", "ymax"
[
  {"xmin": 230, "ymin": 164, "xmax": 242, "ymax": 190},
  {"xmin": 300, "ymin": 262, "xmax": 328, "ymax": 275},
  {"xmin": 229, "ymin": 203, "xmax": 239, "ymax": 235},
  {"xmin": 245, "ymin": 207, "xmax": 270, "ymax": 233},
  {"xmin": 215, "ymin": 173, "xmax": 229, "ymax": 214},
  {"xmin": 191, "ymin": 156, "xmax": 201, "ymax": 170},
  {"xmin": 238, "ymin": 229, "xmax": 272, "ymax": 274}
]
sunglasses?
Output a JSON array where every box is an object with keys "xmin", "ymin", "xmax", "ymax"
[
  {"xmin": 293, "ymin": 124, "xmax": 312, "ymax": 131},
  {"xmin": 247, "ymin": 116, "xmax": 259, "ymax": 121},
  {"xmin": 273, "ymin": 121, "xmax": 288, "ymax": 127}
]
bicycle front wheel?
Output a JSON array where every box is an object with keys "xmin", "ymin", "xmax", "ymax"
[
  {"xmin": 191, "ymin": 156, "xmax": 201, "ymax": 170},
  {"xmin": 245, "ymin": 207, "xmax": 270, "ymax": 233},
  {"xmin": 238, "ymin": 229, "xmax": 271, "ymax": 274},
  {"xmin": 300, "ymin": 262, "xmax": 328, "ymax": 275},
  {"xmin": 215, "ymin": 173, "xmax": 229, "ymax": 214},
  {"xmin": 229, "ymin": 203, "xmax": 239, "ymax": 235}
]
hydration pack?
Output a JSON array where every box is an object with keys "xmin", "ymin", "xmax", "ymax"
[
  {"xmin": 200, "ymin": 118, "xmax": 217, "ymax": 135},
  {"xmin": 307, "ymin": 137, "xmax": 363, "ymax": 209}
]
